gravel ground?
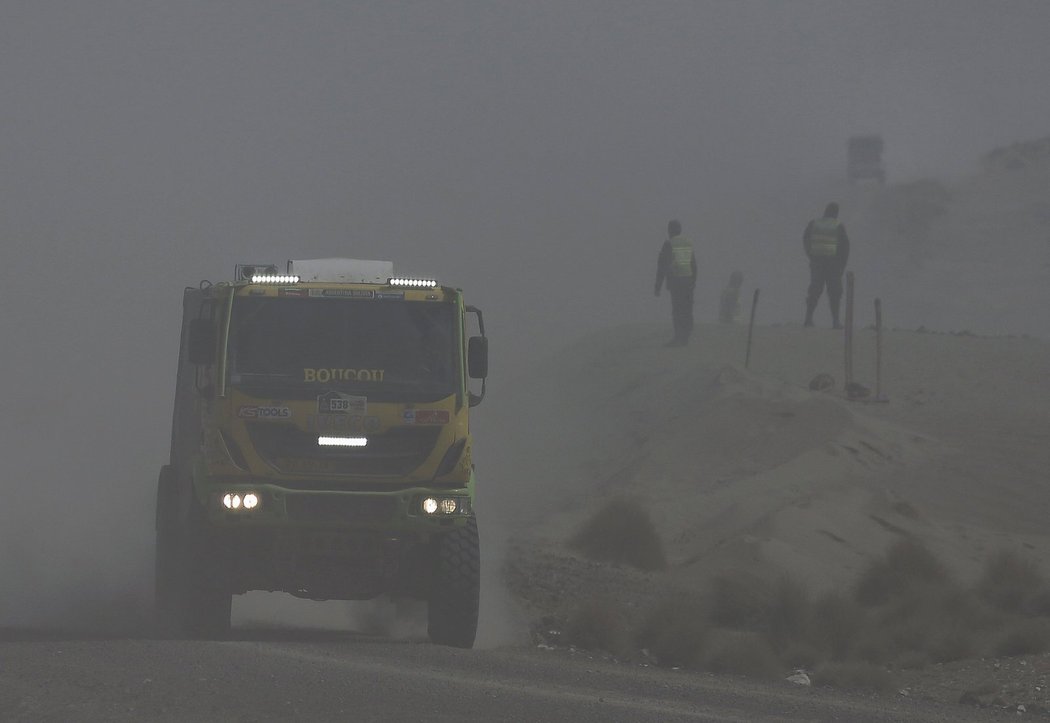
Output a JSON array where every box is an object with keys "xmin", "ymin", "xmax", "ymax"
[{"xmin": 505, "ymin": 543, "xmax": 1050, "ymax": 719}]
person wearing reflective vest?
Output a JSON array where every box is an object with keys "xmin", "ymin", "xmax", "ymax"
[
  {"xmin": 802, "ymin": 202, "xmax": 851, "ymax": 328},
  {"xmin": 654, "ymin": 219, "xmax": 697, "ymax": 347}
]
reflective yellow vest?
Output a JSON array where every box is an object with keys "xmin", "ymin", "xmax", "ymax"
[
  {"xmin": 808, "ymin": 218, "xmax": 840, "ymax": 257},
  {"xmin": 669, "ymin": 235, "xmax": 694, "ymax": 277}
]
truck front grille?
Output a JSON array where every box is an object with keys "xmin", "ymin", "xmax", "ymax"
[
  {"xmin": 284, "ymin": 494, "xmax": 397, "ymax": 524},
  {"xmin": 247, "ymin": 423, "xmax": 441, "ymax": 476}
]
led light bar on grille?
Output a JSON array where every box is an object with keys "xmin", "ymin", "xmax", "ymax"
[
  {"xmin": 318, "ymin": 436, "xmax": 368, "ymax": 447},
  {"xmin": 388, "ymin": 277, "xmax": 438, "ymax": 288},
  {"xmin": 251, "ymin": 274, "xmax": 301, "ymax": 284}
]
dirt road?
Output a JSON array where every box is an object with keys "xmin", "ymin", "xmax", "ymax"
[{"xmin": 0, "ymin": 628, "xmax": 1004, "ymax": 722}]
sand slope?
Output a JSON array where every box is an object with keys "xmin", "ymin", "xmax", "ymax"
[{"xmin": 478, "ymin": 321, "xmax": 1050, "ymax": 602}]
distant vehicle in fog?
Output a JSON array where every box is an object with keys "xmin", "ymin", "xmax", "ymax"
[{"xmin": 847, "ymin": 135, "xmax": 885, "ymax": 184}]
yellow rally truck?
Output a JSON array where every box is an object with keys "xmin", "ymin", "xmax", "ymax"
[{"xmin": 156, "ymin": 259, "xmax": 488, "ymax": 647}]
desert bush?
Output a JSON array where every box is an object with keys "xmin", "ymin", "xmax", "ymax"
[
  {"xmin": 1025, "ymin": 589, "xmax": 1050, "ymax": 617},
  {"xmin": 635, "ymin": 595, "xmax": 709, "ymax": 668},
  {"xmin": 708, "ymin": 572, "xmax": 773, "ymax": 630},
  {"xmin": 777, "ymin": 642, "xmax": 823, "ymax": 671},
  {"xmin": 563, "ymin": 598, "xmax": 632, "ymax": 657},
  {"xmin": 894, "ymin": 650, "xmax": 931, "ymax": 670},
  {"xmin": 811, "ymin": 661, "xmax": 895, "ymax": 694},
  {"xmin": 809, "ymin": 591, "xmax": 865, "ymax": 661},
  {"xmin": 867, "ymin": 582, "xmax": 987, "ymax": 664},
  {"xmin": 874, "ymin": 178, "xmax": 951, "ymax": 248},
  {"xmin": 926, "ymin": 623, "xmax": 979, "ymax": 664},
  {"xmin": 854, "ymin": 537, "xmax": 948, "ymax": 606},
  {"xmin": 976, "ymin": 549, "xmax": 1046, "ymax": 615},
  {"xmin": 568, "ymin": 497, "xmax": 666, "ymax": 571},
  {"xmin": 765, "ymin": 576, "xmax": 814, "ymax": 651},
  {"xmin": 992, "ymin": 618, "xmax": 1050, "ymax": 657},
  {"xmin": 981, "ymin": 136, "xmax": 1050, "ymax": 172},
  {"xmin": 698, "ymin": 629, "xmax": 782, "ymax": 679}
]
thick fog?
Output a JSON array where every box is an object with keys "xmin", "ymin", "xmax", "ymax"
[{"xmin": 2, "ymin": 1, "xmax": 1048, "ymax": 630}]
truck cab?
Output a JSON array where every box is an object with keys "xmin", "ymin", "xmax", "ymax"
[{"xmin": 156, "ymin": 259, "xmax": 487, "ymax": 647}]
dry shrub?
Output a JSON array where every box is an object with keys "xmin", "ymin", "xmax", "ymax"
[
  {"xmin": 765, "ymin": 576, "xmax": 814, "ymax": 651},
  {"xmin": 894, "ymin": 650, "xmax": 932, "ymax": 670},
  {"xmin": 568, "ymin": 497, "xmax": 666, "ymax": 571},
  {"xmin": 811, "ymin": 661, "xmax": 895, "ymax": 693},
  {"xmin": 699, "ymin": 629, "xmax": 782, "ymax": 679},
  {"xmin": 992, "ymin": 619, "xmax": 1050, "ymax": 657},
  {"xmin": 636, "ymin": 596, "xmax": 709, "ymax": 668},
  {"xmin": 809, "ymin": 591, "xmax": 865, "ymax": 661},
  {"xmin": 855, "ymin": 537, "xmax": 948, "ymax": 606},
  {"xmin": 868, "ymin": 582, "xmax": 987, "ymax": 664},
  {"xmin": 564, "ymin": 598, "xmax": 632, "ymax": 657},
  {"xmin": 1025, "ymin": 590, "xmax": 1050, "ymax": 617},
  {"xmin": 777, "ymin": 642, "xmax": 823, "ymax": 671},
  {"xmin": 708, "ymin": 572, "xmax": 773, "ymax": 630},
  {"xmin": 977, "ymin": 549, "xmax": 1047, "ymax": 615},
  {"xmin": 873, "ymin": 178, "xmax": 951, "ymax": 252}
]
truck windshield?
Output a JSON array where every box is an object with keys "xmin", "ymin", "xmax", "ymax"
[{"xmin": 228, "ymin": 297, "xmax": 457, "ymax": 398}]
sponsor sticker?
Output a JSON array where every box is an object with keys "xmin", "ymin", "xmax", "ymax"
[
  {"xmin": 307, "ymin": 288, "xmax": 375, "ymax": 298},
  {"xmin": 238, "ymin": 405, "xmax": 292, "ymax": 420},
  {"xmin": 317, "ymin": 391, "xmax": 367, "ymax": 415},
  {"xmin": 402, "ymin": 409, "xmax": 449, "ymax": 425}
]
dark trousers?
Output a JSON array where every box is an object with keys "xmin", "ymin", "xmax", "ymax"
[
  {"xmin": 667, "ymin": 277, "xmax": 695, "ymax": 342},
  {"xmin": 806, "ymin": 258, "xmax": 844, "ymax": 323}
]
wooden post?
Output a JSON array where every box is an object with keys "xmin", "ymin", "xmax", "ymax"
[
  {"xmin": 745, "ymin": 288, "xmax": 760, "ymax": 369},
  {"xmin": 875, "ymin": 297, "xmax": 885, "ymax": 402},
  {"xmin": 844, "ymin": 271, "xmax": 855, "ymax": 388}
]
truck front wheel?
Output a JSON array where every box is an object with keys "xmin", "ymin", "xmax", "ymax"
[
  {"xmin": 427, "ymin": 516, "xmax": 480, "ymax": 648},
  {"xmin": 155, "ymin": 468, "xmax": 232, "ymax": 639}
]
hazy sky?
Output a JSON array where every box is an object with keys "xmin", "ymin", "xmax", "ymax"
[{"xmin": 2, "ymin": 1, "xmax": 1048, "ymax": 624}]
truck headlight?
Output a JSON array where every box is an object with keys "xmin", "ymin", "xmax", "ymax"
[
  {"xmin": 222, "ymin": 491, "xmax": 260, "ymax": 511},
  {"xmin": 419, "ymin": 496, "xmax": 471, "ymax": 516}
]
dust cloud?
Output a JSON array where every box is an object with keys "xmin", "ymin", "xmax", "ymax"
[{"xmin": 1, "ymin": 2, "xmax": 1047, "ymax": 637}]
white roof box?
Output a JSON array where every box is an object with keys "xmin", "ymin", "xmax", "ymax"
[{"xmin": 288, "ymin": 258, "xmax": 394, "ymax": 284}]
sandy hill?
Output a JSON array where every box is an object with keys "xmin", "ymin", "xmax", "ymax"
[{"xmin": 479, "ymin": 321, "xmax": 1050, "ymax": 617}]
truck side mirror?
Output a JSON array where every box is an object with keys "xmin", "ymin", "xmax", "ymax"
[
  {"xmin": 188, "ymin": 318, "xmax": 216, "ymax": 366},
  {"xmin": 468, "ymin": 336, "xmax": 488, "ymax": 379}
]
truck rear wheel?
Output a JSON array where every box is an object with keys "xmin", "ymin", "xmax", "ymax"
[
  {"xmin": 155, "ymin": 468, "xmax": 232, "ymax": 639},
  {"xmin": 427, "ymin": 516, "xmax": 480, "ymax": 648}
]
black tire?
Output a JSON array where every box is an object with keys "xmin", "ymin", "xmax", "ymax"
[
  {"xmin": 155, "ymin": 467, "xmax": 232, "ymax": 640},
  {"xmin": 427, "ymin": 516, "xmax": 480, "ymax": 648}
]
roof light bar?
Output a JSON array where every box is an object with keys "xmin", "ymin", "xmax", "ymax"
[
  {"xmin": 388, "ymin": 277, "xmax": 438, "ymax": 288},
  {"xmin": 251, "ymin": 274, "xmax": 300, "ymax": 284},
  {"xmin": 318, "ymin": 436, "xmax": 368, "ymax": 447}
]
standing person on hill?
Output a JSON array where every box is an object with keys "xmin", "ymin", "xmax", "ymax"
[
  {"xmin": 654, "ymin": 219, "xmax": 697, "ymax": 347},
  {"xmin": 802, "ymin": 201, "xmax": 850, "ymax": 329}
]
